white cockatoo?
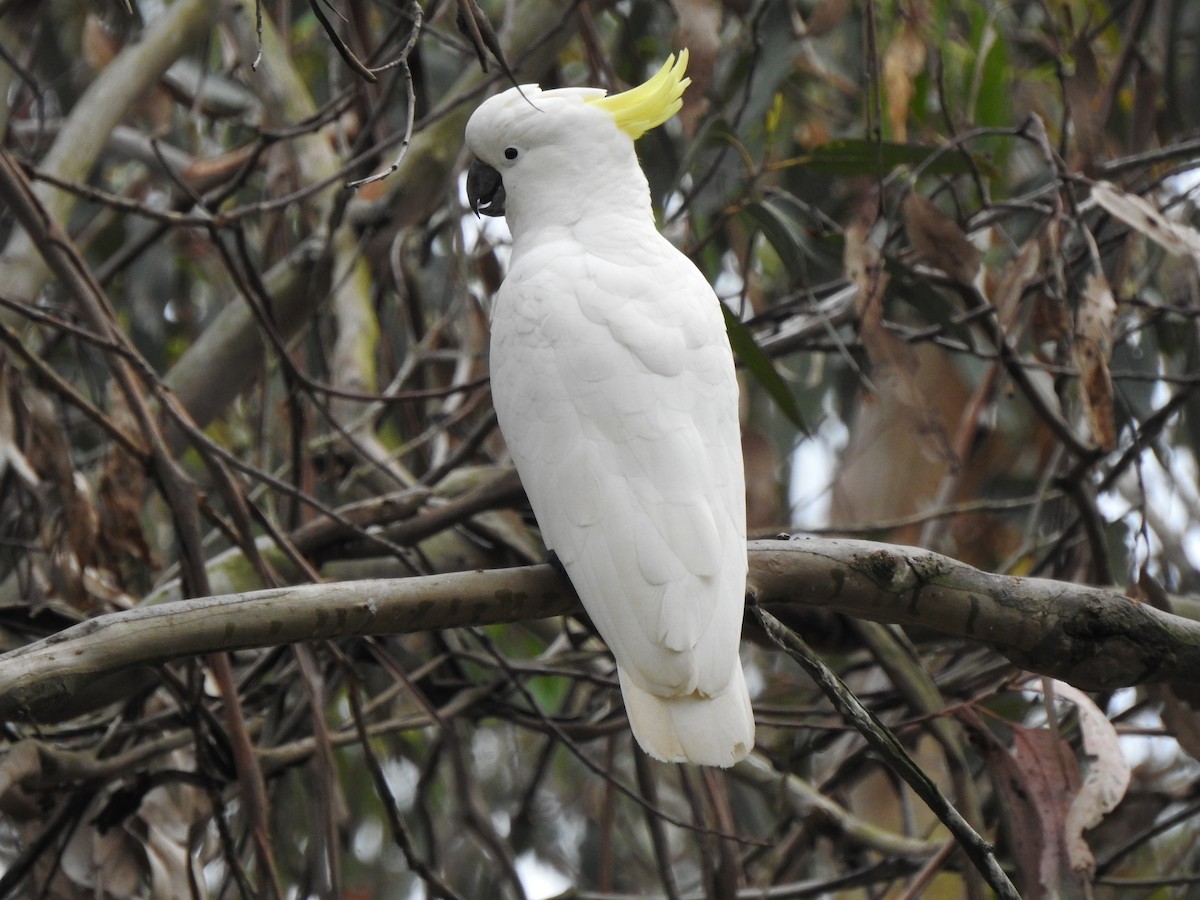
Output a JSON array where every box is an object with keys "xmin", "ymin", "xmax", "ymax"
[{"xmin": 464, "ymin": 52, "xmax": 754, "ymax": 767}]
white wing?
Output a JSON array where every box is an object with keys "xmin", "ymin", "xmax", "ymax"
[{"xmin": 489, "ymin": 227, "xmax": 747, "ymax": 700}]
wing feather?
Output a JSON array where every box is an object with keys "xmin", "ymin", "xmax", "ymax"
[{"xmin": 490, "ymin": 232, "xmax": 746, "ymax": 698}]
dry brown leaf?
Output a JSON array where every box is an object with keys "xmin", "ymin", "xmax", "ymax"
[
  {"xmin": 1064, "ymin": 32, "xmax": 1105, "ymax": 172},
  {"xmin": 742, "ymin": 426, "xmax": 781, "ymax": 530},
  {"xmin": 1136, "ymin": 572, "xmax": 1200, "ymax": 762},
  {"xmin": 141, "ymin": 782, "xmax": 210, "ymax": 898},
  {"xmin": 1050, "ymin": 681, "xmax": 1132, "ymax": 875},
  {"xmin": 1154, "ymin": 684, "xmax": 1200, "ymax": 763},
  {"xmin": 1032, "ymin": 293, "xmax": 1073, "ymax": 357},
  {"xmin": 25, "ymin": 390, "xmax": 71, "ymax": 486},
  {"xmin": 845, "ymin": 217, "xmax": 958, "ymax": 467},
  {"xmin": 963, "ymin": 713, "xmax": 1057, "ymax": 898},
  {"xmin": 19, "ymin": 391, "xmax": 104, "ymax": 607},
  {"xmin": 1130, "ymin": 66, "xmax": 1162, "ymax": 156},
  {"xmin": 970, "ymin": 711, "xmax": 1087, "ymax": 899},
  {"xmin": 0, "ymin": 364, "xmax": 39, "ymax": 488},
  {"xmin": 798, "ymin": 0, "xmax": 853, "ymax": 38},
  {"xmin": 0, "ymin": 741, "xmax": 45, "ymax": 820},
  {"xmin": 845, "ymin": 218, "xmax": 889, "ymax": 324},
  {"xmin": 64, "ymin": 472, "xmax": 102, "ymax": 572},
  {"xmin": 845, "ymin": 218, "xmax": 895, "ymax": 372},
  {"xmin": 82, "ymin": 13, "xmax": 121, "ymax": 72},
  {"xmin": 62, "ymin": 796, "xmax": 145, "ymax": 898},
  {"xmin": 97, "ymin": 383, "xmax": 153, "ymax": 575},
  {"xmin": 1073, "ymin": 272, "xmax": 1118, "ymax": 450},
  {"xmin": 988, "ymin": 235, "xmax": 1041, "ymax": 330},
  {"xmin": 181, "ymin": 143, "xmax": 261, "ymax": 194},
  {"xmin": 1091, "ymin": 180, "xmax": 1200, "ymax": 260},
  {"xmin": 1030, "ymin": 220, "xmax": 1073, "ymax": 360},
  {"xmin": 1011, "ymin": 724, "xmax": 1083, "ymax": 897},
  {"xmin": 883, "ymin": 16, "xmax": 926, "ymax": 142},
  {"xmin": 965, "ymin": 691, "xmax": 1114, "ymax": 899},
  {"xmin": 902, "ymin": 191, "xmax": 982, "ymax": 285},
  {"xmin": 99, "ymin": 444, "xmax": 153, "ymax": 567}
]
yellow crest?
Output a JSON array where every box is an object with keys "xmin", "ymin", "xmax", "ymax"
[{"xmin": 588, "ymin": 51, "xmax": 690, "ymax": 139}]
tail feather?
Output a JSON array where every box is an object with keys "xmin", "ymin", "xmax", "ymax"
[{"xmin": 618, "ymin": 664, "xmax": 754, "ymax": 767}]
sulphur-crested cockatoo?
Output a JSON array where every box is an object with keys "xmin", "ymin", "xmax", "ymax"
[{"xmin": 464, "ymin": 52, "xmax": 753, "ymax": 767}]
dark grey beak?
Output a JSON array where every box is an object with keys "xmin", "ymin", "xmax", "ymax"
[{"xmin": 466, "ymin": 159, "xmax": 506, "ymax": 217}]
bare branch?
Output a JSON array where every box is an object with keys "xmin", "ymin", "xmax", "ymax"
[
  {"xmin": 3, "ymin": 537, "xmax": 1199, "ymax": 722},
  {"xmin": 748, "ymin": 537, "xmax": 1200, "ymax": 691}
]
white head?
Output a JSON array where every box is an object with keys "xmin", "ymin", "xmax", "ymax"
[{"xmin": 464, "ymin": 52, "xmax": 690, "ymax": 235}]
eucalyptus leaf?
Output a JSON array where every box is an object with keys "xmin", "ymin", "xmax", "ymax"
[
  {"xmin": 723, "ymin": 303, "xmax": 807, "ymax": 432},
  {"xmin": 797, "ymin": 139, "xmax": 994, "ymax": 178}
]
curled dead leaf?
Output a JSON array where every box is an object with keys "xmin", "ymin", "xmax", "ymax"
[
  {"xmin": 0, "ymin": 363, "xmax": 39, "ymax": 489},
  {"xmin": 1073, "ymin": 272, "xmax": 1118, "ymax": 451},
  {"xmin": 1155, "ymin": 684, "xmax": 1200, "ymax": 763},
  {"xmin": 845, "ymin": 216, "xmax": 958, "ymax": 467},
  {"xmin": 1091, "ymin": 180, "xmax": 1200, "ymax": 260},
  {"xmin": 1031, "ymin": 217, "xmax": 1073, "ymax": 357},
  {"xmin": 883, "ymin": 17, "xmax": 926, "ymax": 142},
  {"xmin": 62, "ymin": 795, "xmax": 144, "ymax": 898},
  {"xmin": 1064, "ymin": 32, "xmax": 1105, "ymax": 173},
  {"xmin": 181, "ymin": 143, "xmax": 261, "ymax": 194},
  {"xmin": 99, "ymin": 442, "xmax": 153, "ymax": 567},
  {"xmin": 987, "ymin": 235, "xmax": 1041, "ymax": 330},
  {"xmin": 797, "ymin": 0, "xmax": 853, "ymax": 38},
  {"xmin": 1011, "ymin": 725, "xmax": 1083, "ymax": 896},
  {"xmin": 844, "ymin": 218, "xmax": 888, "ymax": 319},
  {"xmin": 1047, "ymin": 681, "xmax": 1132, "ymax": 875},
  {"xmin": 0, "ymin": 741, "xmax": 46, "ymax": 820},
  {"xmin": 964, "ymin": 706, "xmax": 1089, "ymax": 900},
  {"xmin": 82, "ymin": 13, "xmax": 122, "ymax": 72},
  {"xmin": 902, "ymin": 191, "xmax": 982, "ymax": 285}
]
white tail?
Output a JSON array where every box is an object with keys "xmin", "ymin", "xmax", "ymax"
[{"xmin": 618, "ymin": 663, "xmax": 754, "ymax": 767}]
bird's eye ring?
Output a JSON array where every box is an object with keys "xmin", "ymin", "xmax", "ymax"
[{"xmin": 504, "ymin": 147, "xmax": 519, "ymax": 160}]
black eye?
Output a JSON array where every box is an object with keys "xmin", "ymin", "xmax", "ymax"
[{"xmin": 504, "ymin": 147, "xmax": 519, "ymax": 160}]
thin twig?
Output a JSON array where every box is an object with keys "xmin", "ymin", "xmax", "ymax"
[{"xmin": 750, "ymin": 603, "xmax": 1019, "ymax": 900}]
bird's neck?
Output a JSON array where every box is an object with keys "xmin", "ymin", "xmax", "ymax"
[{"xmin": 506, "ymin": 176, "xmax": 657, "ymax": 248}]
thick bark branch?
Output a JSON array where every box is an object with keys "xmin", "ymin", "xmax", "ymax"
[
  {"xmin": 1, "ymin": 537, "xmax": 1198, "ymax": 721},
  {"xmin": 747, "ymin": 537, "xmax": 1200, "ymax": 690}
]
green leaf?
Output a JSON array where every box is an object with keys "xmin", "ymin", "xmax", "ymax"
[
  {"xmin": 972, "ymin": 16, "xmax": 1012, "ymax": 130},
  {"xmin": 742, "ymin": 190, "xmax": 842, "ymax": 282},
  {"xmin": 742, "ymin": 199, "xmax": 811, "ymax": 282},
  {"xmin": 722, "ymin": 304, "xmax": 807, "ymax": 433},
  {"xmin": 796, "ymin": 140, "xmax": 994, "ymax": 178}
]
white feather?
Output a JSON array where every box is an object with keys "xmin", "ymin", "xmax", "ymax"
[{"xmin": 467, "ymin": 82, "xmax": 754, "ymax": 766}]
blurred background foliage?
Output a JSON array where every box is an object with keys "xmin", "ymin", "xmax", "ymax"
[{"xmin": 2, "ymin": 0, "xmax": 1200, "ymax": 896}]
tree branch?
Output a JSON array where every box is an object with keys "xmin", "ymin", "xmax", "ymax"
[
  {"xmin": 747, "ymin": 537, "xmax": 1200, "ymax": 690},
  {"xmin": 0, "ymin": 0, "xmax": 218, "ymax": 309},
  {"xmin": 2, "ymin": 536, "xmax": 1198, "ymax": 722}
]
